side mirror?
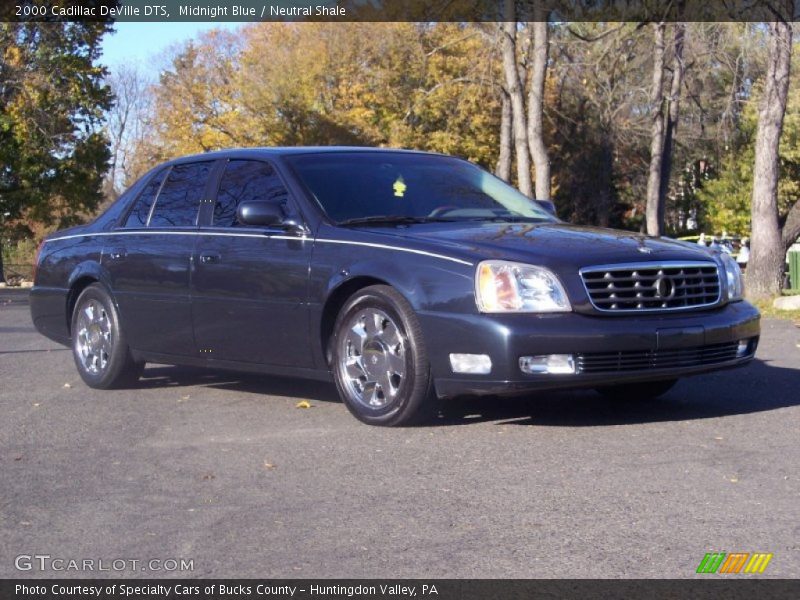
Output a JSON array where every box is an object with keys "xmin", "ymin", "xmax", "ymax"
[
  {"xmin": 237, "ymin": 201, "xmax": 283, "ymax": 227},
  {"xmin": 535, "ymin": 199, "xmax": 557, "ymax": 216}
]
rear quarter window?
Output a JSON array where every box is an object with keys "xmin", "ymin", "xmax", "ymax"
[{"xmin": 123, "ymin": 169, "xmax": 167, "ymax": 228}]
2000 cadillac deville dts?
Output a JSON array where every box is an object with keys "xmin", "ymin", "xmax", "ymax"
[{"xmin": 31, "ymin": 148, "xmax": 761, "ymax": 426}]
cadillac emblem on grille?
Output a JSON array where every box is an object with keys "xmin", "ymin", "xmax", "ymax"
[{"xmin": 654, "ymin": 273, "xmax": 676, "ymax": 300}]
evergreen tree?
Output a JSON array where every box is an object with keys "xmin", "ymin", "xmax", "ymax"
[{"xmin": 0, "ymin": 22, "xmax": 112, "ymax": 282}]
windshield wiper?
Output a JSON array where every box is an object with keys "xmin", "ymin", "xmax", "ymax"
[{"xmin": 338, "ymin": 215, "xmax": 456, "ymax": 227}]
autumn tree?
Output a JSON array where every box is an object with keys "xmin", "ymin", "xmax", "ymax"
[
  {"xmin": 0, "ymin": 22, "xmax": 112, "ymax": 282},
  {"xmin": 135, "ymin": 23, "xmax": 500, "ymax": 171},
  {"xmin": 240, "ymin": 22, "xmax": 427, "ymax": 147},
  {"xmin": 138, "ymin": 28, "xmax": 250, "ymax": 165},
  {"xmin": 402, "ymin": 23, "xmax": 500, "ymax": 165}
]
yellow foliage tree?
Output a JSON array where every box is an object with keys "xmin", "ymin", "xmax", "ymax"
[{"xmin": 132, "ymin": 23, "xmax": 501, "ymax": 176}]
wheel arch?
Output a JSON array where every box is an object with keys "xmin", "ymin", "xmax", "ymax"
[
  {"xmin": 316, "ymin": 256, "xmax": 473, "ymax": 368},
  {"xmin": 66, "ymin": 262, "xmax": 113, "ymax": 335},
  {"xmin": 320, "ymin": 276, "xmax": 390, "ymax": 366}
]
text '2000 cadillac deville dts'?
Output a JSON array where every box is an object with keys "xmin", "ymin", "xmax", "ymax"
[{"xmin": 30, "ymin": 148, "xmax": 760, "ymax": 425}]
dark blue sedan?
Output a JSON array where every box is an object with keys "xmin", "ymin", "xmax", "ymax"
[{"xmin": 30, "ymin": 148, "xmax": 760, "ymax": 425}]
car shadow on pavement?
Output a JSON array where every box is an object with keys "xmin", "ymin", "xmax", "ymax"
[
  {"xmin": 136, "ymin": 359, "xmax": 800, "ymax": 427},
  {"xmin": 138, "ymin": 365, "xmax": 341, "ymax": 403},
  {"xmin": 434, "ymin": 359, "xmax": 800, "ymax": 427}
]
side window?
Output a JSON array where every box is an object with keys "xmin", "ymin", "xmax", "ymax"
[
  {"xmin": 148, "ymin": 162, "xmax": 212, "ymax": 228},
  {"xmin": 123, "ymin": 169, "xmax": 167, "ymax": 228},
  {"xmin": 213, "ymin": 160, "xmax": 289, "ymax": 227}
]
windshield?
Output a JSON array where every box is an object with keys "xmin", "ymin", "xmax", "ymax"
[{"xmin": 286, "ymin": 152, "xmax": 557, "ymax": 224}]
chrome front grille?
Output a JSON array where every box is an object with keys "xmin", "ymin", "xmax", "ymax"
[
  {"xmin": 577, "ymin": 342, "xmax": 742, "ymax": 373},
  {"xmin": 580, "ymin": 261, "xmax": 721, "ymax": 312}
]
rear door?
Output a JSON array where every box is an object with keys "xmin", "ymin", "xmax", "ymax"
[
  {"xmin": 105, "ymin": 161, "xmax": 215, "ymax": 356},
  {"xmin": 192, "ymin": 158, "xmax": 314, "ymax": 367}
]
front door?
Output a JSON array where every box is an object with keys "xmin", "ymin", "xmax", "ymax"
[{"xmin": 191, "ymin": 159, "xmax": 313, "ymax": 367}]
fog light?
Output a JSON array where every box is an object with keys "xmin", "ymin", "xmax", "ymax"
[
  {"xmin": 519, "ymin": 354, "xmax": 576, "ymax": 375},
  {"xmin": 450, "ymin": 353, "xmax": 492, "ymax": 374},
  {"xmin": 736, "ymin": 339, "xmax": 751, "ymax": 358}
]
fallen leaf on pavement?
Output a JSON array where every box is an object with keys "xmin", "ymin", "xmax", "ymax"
[
  {"xmin": 264, "ymin": 461, "xmax": 276, "ymax": 469},
  {"xmin": 295, "ymin": 400, "xmax": 312, "ymax": 409}
]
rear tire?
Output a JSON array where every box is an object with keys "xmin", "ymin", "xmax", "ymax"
[
  {"xmin": 595, "ymin": 379, "xmax": 678, "ymax": 401},
  {"xmin": 330, "ymin": 285, "xmax": 439, "ymax": 426},
  {"xmin": 71, "ymin": 283, "xmax": 144, "ymax": 389}
]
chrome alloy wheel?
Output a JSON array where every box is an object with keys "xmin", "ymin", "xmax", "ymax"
[
  {"xmin": 75, "ymin": 299, "xmax": 112, "ymax": 375},
  {"xmin": 339, "ymin": 308, "xmax": 406, "ymax": 409}
]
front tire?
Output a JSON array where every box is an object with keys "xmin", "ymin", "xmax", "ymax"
[
  {"xmin": 595, "ymin": 378, "xmax": 678, "ymax": 401},
  {"xmin": 71, "ymin": 283, "xmax": 144, "ymax": 389},
  {"xmin": 331, "ymin": 285, "xmax": 438, "ymax": 426}
]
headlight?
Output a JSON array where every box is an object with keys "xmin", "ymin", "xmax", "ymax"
[
  {"xmin": 719, "ymin": 252, "xmax": 744, "ymax": 301},
  {"xmin": 476, "ymin": 260, "xmax": 571, "ymax": 313}
]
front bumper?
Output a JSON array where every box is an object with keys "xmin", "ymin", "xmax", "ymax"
[{"xmin": 418, "ymin": 301, "xmax": 760, "ymax": 399}]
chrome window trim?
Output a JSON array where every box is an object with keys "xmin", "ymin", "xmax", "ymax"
[{"xmin": 579, "ymin": 260, "xmax": 722, "ymax": 313}]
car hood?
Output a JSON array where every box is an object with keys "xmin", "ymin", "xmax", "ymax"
[{"xmin": 371, "ymin": 222, "xmax": 717, "ymax": 270}]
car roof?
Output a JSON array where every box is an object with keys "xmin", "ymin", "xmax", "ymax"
[{"xmin": 161, "ymin": 146, "xmax": 444, "ymax": 166}]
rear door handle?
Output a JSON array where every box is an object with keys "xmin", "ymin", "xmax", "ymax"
[
  {"xmin": 108, "ymin": 248, "xmax": 127, "ymax": 260},
  {"xmin": 199, "ymin": 252, "xmax": 221, "ymax": 264}
]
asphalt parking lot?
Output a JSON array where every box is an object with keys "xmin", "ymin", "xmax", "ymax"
[{"xmin": 1, "ymin": 288, "xmax": 799, "ymax": 578}]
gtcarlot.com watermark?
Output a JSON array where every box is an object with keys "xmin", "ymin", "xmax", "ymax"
[{"xmin": 15, "ymin": 554, "xmax": 194, "ymax": 573}]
